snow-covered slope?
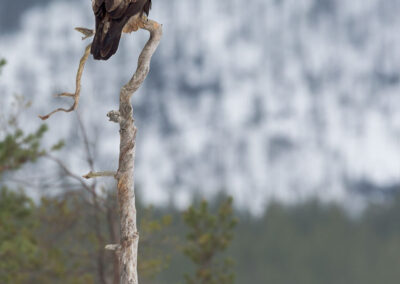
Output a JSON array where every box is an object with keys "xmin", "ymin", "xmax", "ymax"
[{"xmin": 0, "ymin": 0, "xmax": 399, "ymax": 213}]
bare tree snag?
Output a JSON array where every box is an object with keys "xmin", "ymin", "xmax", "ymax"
[
  {"xmin": 106, "ymin": 19, "xmax": 162, "ymax": 284},
  {"xmin": 40, "ymin": 18, "xmax": 162, "ymax": 283},
  {"xmin": 39, "ymin": 43, "xmax": 92, "ymax": 120}
]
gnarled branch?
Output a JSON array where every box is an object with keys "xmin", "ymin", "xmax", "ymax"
[
  {"xmin": 114, "ymin": 19, "xmax": 162, "ymax": 284},
  {"xmin": 39, "ymin": 19, "xmax": 162, "ymax": 284},
  {"xmin": 39, "ymin": 43, "xmax": 91, "ymax": 120}
]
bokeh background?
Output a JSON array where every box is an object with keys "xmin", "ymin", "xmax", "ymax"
[{"xmin": 1, "ymin": 0, "xmax": 400, "ymax": 283}]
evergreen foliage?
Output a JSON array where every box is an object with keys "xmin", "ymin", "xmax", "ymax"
[
  {"xmin": 0, "ymin": 188, "xmax": 175, "ymax": 284},
  {"xmin": 0, "ymin": 187, "xmax": 94, "ymax": 284},
  {"xmin": 0, "ymin": 60, "xmax": 63, "ymax": 176},
  {"xmin": 0, "ymin": 58, "xmax": 5, "ymax": 73},
  {"xmin": 183, "ymin": 197, "xmax": 238, "ymax": 284},
  {"xmin": 3, "ymin": 185, "xmax": 400, "ymax": 284},
  {"xmin": 35, "ymin": 190, "xmax": 174, "ymax": 283},
  {"xmin": 138, "ymin": 206, "xmax": 173, "ymax": 279},
  {"xmin": 0, "ymin": 187, "xmax": 37, "ymax": 283},
  {"xmin": 0, "ymin": 125, "xmax": 48, "ymax": 173},
  {"xmin": 227, "ymin": 200, "xmax": 400, "ymax": 284}
]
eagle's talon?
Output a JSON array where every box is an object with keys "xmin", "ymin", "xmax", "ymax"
[{"xmin": 138, "ymin": 15, "xmax": 148, "ymax": 29}]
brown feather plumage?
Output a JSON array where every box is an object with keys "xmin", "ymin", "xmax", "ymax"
[{"xmin": 91, "ymin": 0, "xmax": 152, "ymax": 60}]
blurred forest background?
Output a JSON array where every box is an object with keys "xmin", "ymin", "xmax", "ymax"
[
  {"xmin": 1, "ymin": 0, "xmax": 400, "ymax": 283},
  {"xmin": 2, "ymin": 106, "xmax": 400, "ymax": 283}
]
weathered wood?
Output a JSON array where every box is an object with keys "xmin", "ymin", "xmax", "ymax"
[
  {"xmin": 40, "ymin": 18, "xmax": 162, "ymax": 284},
  {"xmin": 39, "ymin": 43, "xmax": 92, "ymax": 120},
  {"xmin": 109, "ymin": 20, "xmax": 162, "ymax": 284}
]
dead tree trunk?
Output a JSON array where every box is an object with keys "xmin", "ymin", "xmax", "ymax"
[
  {"xmin": 106, "ymin": 20, "xmax": 162, "ymax": 284},
  {"xmin": 40, "ymin": 15, "xmax": 162, "ymax": 284}
]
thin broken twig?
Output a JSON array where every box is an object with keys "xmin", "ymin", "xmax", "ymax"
[{"xmin": 39, "ymin": 43, "xmax": 91, "ymax": 120}]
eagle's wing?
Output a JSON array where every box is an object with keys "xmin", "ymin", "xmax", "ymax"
[
  {"xmin": 105, "ymin": 0, "xmax": 125, "ymax": 12},
  {"xmin": 92, "ymin": 0, "xmax": 127, "ymax": 14},
  {"xmin": 91, "ymin": 0, "xmax": 149, "ymax": 60}
]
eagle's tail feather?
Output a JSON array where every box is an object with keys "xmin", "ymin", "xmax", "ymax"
[
  {"xmin": 91, "ymin": 2, "xmax": 148, "ymax": 60},
  {"xmin": 91, "ymin": 18, "xmax": 127, "ymax": 60}
]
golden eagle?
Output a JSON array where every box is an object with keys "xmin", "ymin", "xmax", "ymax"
[{"xmin": 91, "ymin": 0, "xmax": 152, "ymax": 60}]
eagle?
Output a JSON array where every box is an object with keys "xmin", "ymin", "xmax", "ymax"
[{"xmin": 91, "ymin": 0, "xmax": 152, "ymax": 60}]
